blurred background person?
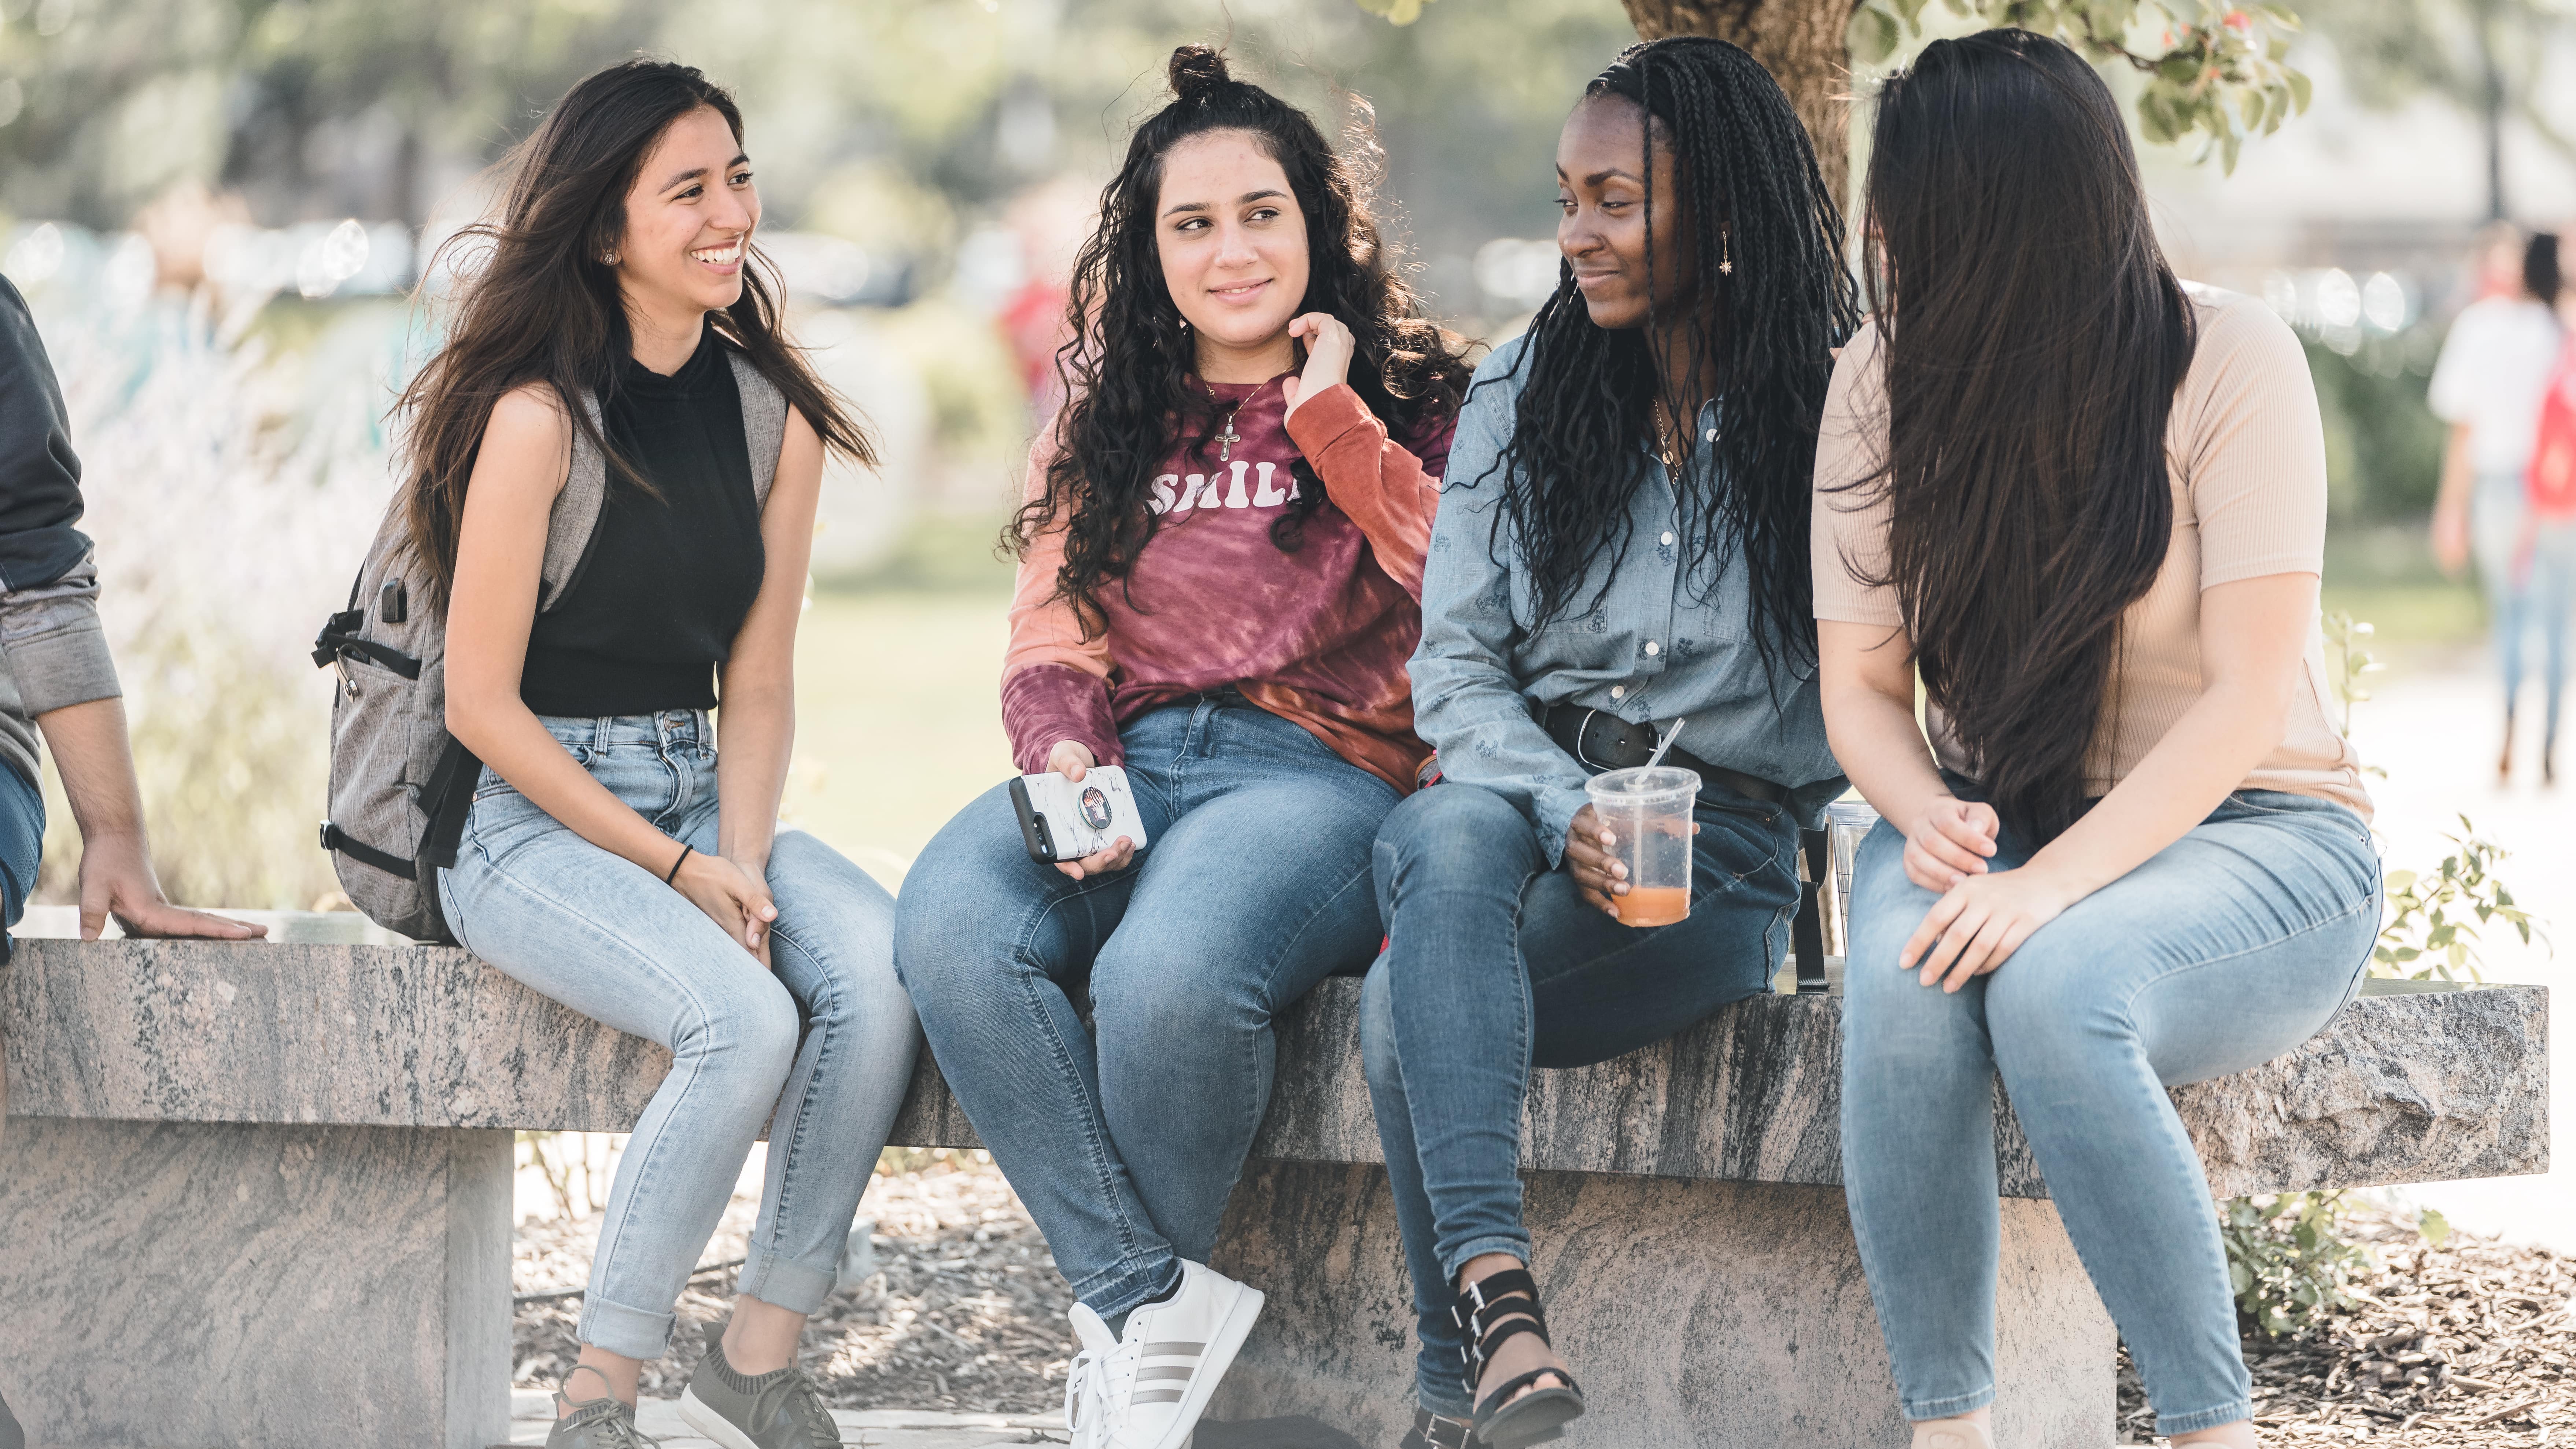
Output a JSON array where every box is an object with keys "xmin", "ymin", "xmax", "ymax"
[{"xmin": 2429, "ymin": 225, "xmax": 2566, "ymax": 781}]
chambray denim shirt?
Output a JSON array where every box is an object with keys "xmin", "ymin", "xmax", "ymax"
[{"xmin": 1410, "ymin": 335, "xmax": 1844, "ymax": 864}]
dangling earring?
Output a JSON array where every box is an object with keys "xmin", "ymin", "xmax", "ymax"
[{"xmin": 1719, "ymin": 227, "xmax": 1733, "ymax": 277}]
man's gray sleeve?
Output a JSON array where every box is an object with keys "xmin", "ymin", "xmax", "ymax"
[{"xmin": 0, "ymin": 548, "xmax": 119, "ymax": 716}]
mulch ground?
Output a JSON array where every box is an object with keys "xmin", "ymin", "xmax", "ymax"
[
  {"xmin": 513, "ymin": 1151, "xmax": 1073, "ymax": 1413},
  {"xmin": 2121, "ymin": 1202, "xmax": 2576, "ymax": 1445}
]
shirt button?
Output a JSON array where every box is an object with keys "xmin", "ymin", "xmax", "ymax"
[
  {"xmin": 1610, "ymin": 686, "xmax": 1627, "ymax": 700},
  {"xmin": 1704, "ymin": 428, "xmax": 1717, "ymax": 442},
  {"xmin": 1660, "ymin": 530, "xmax": 1675, "ymax": 546},
  {"xmin": 1645, "ymin": 641, "xmax": 1661, "ymax": 657}
]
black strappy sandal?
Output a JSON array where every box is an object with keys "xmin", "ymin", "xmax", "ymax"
[
  {"xmin": 1451, "ymin": 1269, "xmax": 1585, "ymax": 1449},
  {"xmin": 1399, "ymin": 1405, "xmax": 1487, "ymax": 1449}
]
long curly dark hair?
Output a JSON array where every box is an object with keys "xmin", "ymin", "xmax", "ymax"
[
  {"xmin": 1010, "ymin": 45, "xmax": 1475, "ymax": 629},
  {"xmin": 1486, "ymin": 37, "xmax": 1859, "ymax": 679},
  {"xmin": 396, "ymin": 60, "xmax": 871, "ymax": 612},
  {"xmin": 1860, "ymin": 30, "xmax": 2197, "ymax": 840}
]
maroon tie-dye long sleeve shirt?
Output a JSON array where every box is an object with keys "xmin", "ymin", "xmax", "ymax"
[{"xmin": 1001, "ymin": 376, "xmax": 1454, "ymax": 795}]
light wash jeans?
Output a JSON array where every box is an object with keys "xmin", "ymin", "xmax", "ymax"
[
  {"xmin": 2474, "ymin": 470, "xmax": 2576, "ymax": 748},
  {"xmin": 1361, "ymin": 779, "xmax": 1799, "ymax": 1415},
  {"xmin": 892, "ymin": 697, "xmax": 1399, "ymax": 1319},
  {"xmin": 438, "ymin": 709, "xmax": 918, "ymax": 1360},
  {"xmin": 1840, "ymin": 784, "xmax": 2380, "ymax": 1434}
]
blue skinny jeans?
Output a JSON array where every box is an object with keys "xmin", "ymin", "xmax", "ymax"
[
  {"xmin": 437, "ymin": 710, "xmax": 919, "ymax": 1360},
  {"xmin": 892, "ymin": 697, "xmax": 1399, "ymax": 1319},
  {"xmin": 1839, "ymin": 786, "xmax": 2379, "ymax": 1435},
  {"xmin": 1362, "ymin": 779, "xmax": 1800, "ymax": 1415}
]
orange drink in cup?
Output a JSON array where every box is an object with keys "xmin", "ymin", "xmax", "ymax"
[{"xmin": 1583, "ymin": 766, "xmax": 1700, "ymax": 928}]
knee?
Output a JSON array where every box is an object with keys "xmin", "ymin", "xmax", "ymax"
[
  {"xmin": 1983, "ymin": 947, "xmax": 2125, "ymax": 1074},
  {"xmin": 1090, "ymin": 951, "xmax": 1260, "ymax": 1048},
  {"xmin": 1377, "ymin": 786, "xmax": 1535, "ymax": 895},
  {"xmin": 676, "ymin": 969, "xmax": 802, "ymax": 1077},
  {"xmin": 769, "ymin": 835, "xmax": 902, "ymax": 1021}
]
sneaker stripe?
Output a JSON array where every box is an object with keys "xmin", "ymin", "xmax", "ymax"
[
  {"xmin": 1134, "ymin": 1388, "xmax": 1188, "ymax": 1405},
  {"xmin": 1143, "ymin": 1341, "xmax": 1206, "ymax": 1358},
  {"xmin": 1137, "ymin": 1365, "xmax": 1193, "ymax": 1382}
]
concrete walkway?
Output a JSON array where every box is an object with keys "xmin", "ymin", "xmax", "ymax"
[{"xmin": 506, "ymin": 1390, "xmax": 1069, "ymax": 1447}]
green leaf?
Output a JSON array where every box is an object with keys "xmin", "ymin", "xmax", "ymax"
[
  {"xmin": 2418, "ymin": 1209, "xmax": 2451, "ymax": 1246},
  {"xmin": 1850, "ymin": 4, "xmax": 1905, "ymax": 64},
  {"xmin": 2287, "ymin": 68, "xmax": 2313, "ymax": 111}
]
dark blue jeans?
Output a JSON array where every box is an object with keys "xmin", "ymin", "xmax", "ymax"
[
  {"xmin": 1361, "ymin": 780, "xmax": 1801, "ymax": 1413},
  {"xmin": 894, "ymin": 698, "xmax": 1400, "ymax": 1319},
  {"xmin": 0, "ymin": 763, "xmax": 43, "ymax": 962}
]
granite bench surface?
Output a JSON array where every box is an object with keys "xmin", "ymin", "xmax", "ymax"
[{"xmin": 0, "ymin": 914, "xmax": 2549, "ymax": 1199}]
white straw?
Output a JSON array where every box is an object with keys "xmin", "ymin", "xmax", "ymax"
[{"xmin": 1645, "ymin": 717, "xmax": 1687, "ymax": 770}]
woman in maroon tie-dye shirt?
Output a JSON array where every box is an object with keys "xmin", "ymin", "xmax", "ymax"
[{"xmin": 892, "ymin": 46, "xmax": 1474, "ymax": 1449}]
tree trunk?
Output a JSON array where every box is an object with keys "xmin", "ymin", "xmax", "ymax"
[{"xmin": 1621, "ymin": 0, "xmax": 1860, "ymax": 207}]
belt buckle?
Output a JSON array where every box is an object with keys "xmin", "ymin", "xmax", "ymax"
[{"xmin": 1573, "ymin": 707, "xmax": 1620, "ymax": 772}]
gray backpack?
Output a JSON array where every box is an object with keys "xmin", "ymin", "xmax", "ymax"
[{"xmin": 315, "ymin": 354, "xmax": 787, "ymax": 941}]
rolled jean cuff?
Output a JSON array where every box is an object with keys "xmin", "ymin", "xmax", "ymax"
[
  {"xmin": 2153, "ymin": 1400, "xmax": 2255, "ymax": 1436},
  {"xmin": 1072, "ymin": 1251, "xmax": 1180, "ymax": 1320},
  {"xmin": 1439, "ymin": 1235, "xmax": 1532, "ymax": 1288},
  {"xmin": 579, "ymin": 1292, "xmax": 675, "ymax": 1362},
  {"xmin": 1901, "ymin": 1386, "xmax": 1996, "ymax": 1423},
  {"xmin": 737, "ymin": 1243, "xmax": 839, "ymax": 1317},
  {"xmin": 1417, "ymin": 1377, "xmax": 1477, "ymax": 1419}
]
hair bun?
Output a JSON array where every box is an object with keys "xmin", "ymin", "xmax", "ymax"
[{"xmin": 1168, "ymin": 45, "xmax": 1233, "ymax": 101}]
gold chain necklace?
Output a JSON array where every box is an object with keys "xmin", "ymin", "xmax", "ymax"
[{"xmin": 1652, "ymin": 399, "xmax": 1687, "ymax": 484}]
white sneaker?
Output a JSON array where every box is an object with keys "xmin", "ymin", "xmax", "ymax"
[{"xmin": 1064, "ymin": 1261, "xmax": 1263, "ymax": 1449}]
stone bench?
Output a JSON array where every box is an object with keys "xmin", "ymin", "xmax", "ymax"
[{"xmin": 0, "ymin": 914, "xmax": 2546, "ymax": 1449}]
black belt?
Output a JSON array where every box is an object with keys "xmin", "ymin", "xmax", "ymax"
[{"xmin": 1543, "ymin": 704, "xmax": 1787, "ymax": 806}]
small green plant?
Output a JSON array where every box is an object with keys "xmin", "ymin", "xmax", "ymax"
[
  {"xmin": 2321, "ymin": 609, "xmax": 2385, "ymax": 738},
  {"xmin": 2222, "ymin": 1192, "xmax": 2372, "ymax": 1336},
  {"xmin": 2373, "ymin": 815, "xmax": 2545, "ymax": 982}
]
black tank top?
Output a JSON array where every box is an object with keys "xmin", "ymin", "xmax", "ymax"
[{"xmin": 519, "ymin": 328, "xmax": 767, "ymax": 716}]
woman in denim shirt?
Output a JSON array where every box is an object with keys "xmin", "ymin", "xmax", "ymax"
[{"xmin": 1360, "ymin": 38, "xmax": 1859, "ymax": 1449}]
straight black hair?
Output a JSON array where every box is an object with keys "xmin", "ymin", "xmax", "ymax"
[
  {"xmin": 2527, "ymin": 232, "xmax": 2564, "ymax": 309},
  {"xmin": 1855, "ymin": 29, "xmax": 2198, "ymax": 841}
]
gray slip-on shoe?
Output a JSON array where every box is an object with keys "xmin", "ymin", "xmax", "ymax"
[
  {"xmin": 546, "ymin": 1388, "xmax": 661, "ymax": 1449},
  {"xmin": 0, "ymin": 1383, "xmax": 24, "ymax": 1449},
  {"xmin": 676, "ymin": 1321, "xmax": 843, "ymax": 1449}
]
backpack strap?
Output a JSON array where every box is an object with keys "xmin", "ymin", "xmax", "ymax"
[
  {"xmin": 538, "ymin": 388, "xmax": 610, "ymax": 612},
  {"xmin": 727, "ymin": 350, "xmax": 790, "ymax": 511}
]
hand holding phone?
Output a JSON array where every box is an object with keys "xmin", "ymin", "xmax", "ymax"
[{"xmin": 1012, "ymin": 744, "xmax": 1150, "ymax": 880}]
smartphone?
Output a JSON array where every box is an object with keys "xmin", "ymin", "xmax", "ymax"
[{"xmin": 1008, "ymin": 766, "xmax": 1151, "ymax": 863}]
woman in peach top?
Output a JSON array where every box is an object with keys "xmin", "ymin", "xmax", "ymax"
[
  {"xmin": 1814, "ymin": 33, "xmax": 2380, "ymax": 1449},
  {"xmin": 891, "ymin": 48, "xmax": 1472, "ymax": 1449}
]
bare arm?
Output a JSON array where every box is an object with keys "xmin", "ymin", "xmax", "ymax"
[
  {"xmin": 1870, "ymin": 573, "xmax": 2320, "ymax": 989},
  {"xmin": 442, "ymin": 384, "xmax": 772, "ymax": 954},
  {"xmin": 35, "ymin": 697, "xmax": 265, "ymax": 940},
  {"xmin": 2431, "ymin": 421, "xmax": 2475, "ymax": 576},
  {"xmin": 713, "ymin": 406, "xmax": 823, "ymax": 881}
]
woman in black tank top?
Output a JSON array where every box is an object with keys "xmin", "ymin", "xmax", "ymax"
[
  {"xmin": 389, "ymin": 61, "xmax": 906, "ymax": 1448},
  {"xmin": 521, "ymin": 326, "xmax": 767, "ymax": 718}
]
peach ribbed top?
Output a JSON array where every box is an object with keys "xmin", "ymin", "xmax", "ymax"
[{"xmin": 1811, "ymin": 284, "xmax": 2372, "ymax": 820}]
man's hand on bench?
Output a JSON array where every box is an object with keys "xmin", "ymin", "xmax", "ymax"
[{"xmin": 77, "ymin": 831, "xmax": 266, "ymax": 941}]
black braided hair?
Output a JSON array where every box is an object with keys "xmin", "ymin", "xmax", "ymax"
[
  {"xmin": 1010, "ymin": 45, "xmax": 1474, "ymax": 630},
  {"xmin": 1485, "ymin": 37, "xmax": 1859, "ymax": 679}
]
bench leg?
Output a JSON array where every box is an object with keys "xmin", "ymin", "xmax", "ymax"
[
  {"xmin": 0, "ymin": 1118, "xmax": 512, "ymax": 1449},
  {"xmin": 1210, "ymin": 1161, "xmax": 2116, "ymax": 1449}
]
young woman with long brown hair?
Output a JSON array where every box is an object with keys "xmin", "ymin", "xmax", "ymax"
[
  {"xmin": 893, "ymin": 46, "xmax": 1472, "ymax": 1449},
  {"xmin": 409, "ymin": 60, "xmax": 909, "ymax": 1449},
  {"xmin": 1817, "ymin": 31, "xmax": 2379, "ymax": 1449}
]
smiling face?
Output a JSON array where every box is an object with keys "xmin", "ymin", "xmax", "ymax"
[
  {"xmin": 1555, "ymin": 94, "xmax": 1696, "ymax": 332},
  {"xmin": 1154, "ymin": 128, "xmax": 1310, "ymax": 376},
  {"xmin": 612, "ymin": 104, "xmax": 760, "ymax": 329}
]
